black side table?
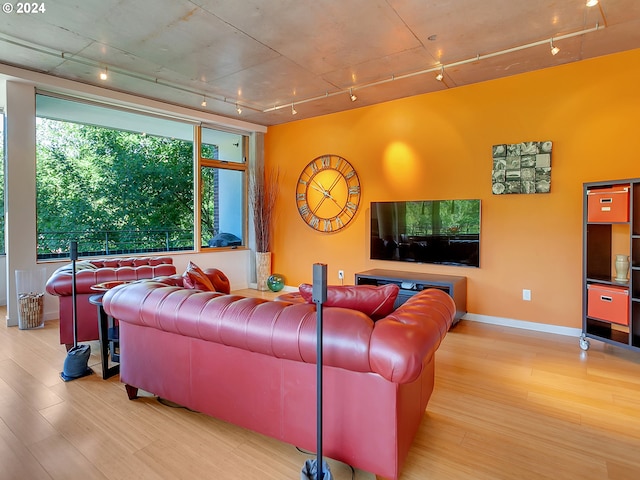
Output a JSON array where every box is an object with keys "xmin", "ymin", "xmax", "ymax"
[{"xmin": 89, "ymin": 293, "xmax": 120, "ymax": 379}]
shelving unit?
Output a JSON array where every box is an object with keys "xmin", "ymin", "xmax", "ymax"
[
  {"xmin": 354, "ymin": 269, "xmax": 466, "ymax": 324},
  {"xmin": 582, "ymin": 179, "xmax": 640, "ymax": 352}
]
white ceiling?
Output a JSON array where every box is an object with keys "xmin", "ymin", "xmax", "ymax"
[{"xmin": 0, "ymin": 0, "xmax": 639, "ymax": 126}]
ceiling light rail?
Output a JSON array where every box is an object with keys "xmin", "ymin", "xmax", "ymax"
[{"xmin": 262, "ymin": 22, "xmax": 602, "ymax": 114}]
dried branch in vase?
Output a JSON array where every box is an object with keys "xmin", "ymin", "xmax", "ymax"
[{"xmin": 249, "ymin": 166, "xmax": 280, "ymax": 253}]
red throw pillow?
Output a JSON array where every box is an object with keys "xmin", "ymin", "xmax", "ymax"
[
  {"xmin": 182, "ymin": 261, "xmax": 217, "ymax": 291},
  {"xmin": 298, "ymin": 283, "xmax": 399, "ymax": 320}
]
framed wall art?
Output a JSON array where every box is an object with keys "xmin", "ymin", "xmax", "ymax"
[{"xmin": 492, "ymin": 141, "xmax": 552, "ymax": 194}]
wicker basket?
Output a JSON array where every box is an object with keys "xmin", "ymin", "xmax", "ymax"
[{"xmin": 18, "ymin": 292, "xmax": 44, "ymax": 330}]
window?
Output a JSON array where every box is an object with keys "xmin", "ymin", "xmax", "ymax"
[
  {"xmin": 35, "ymin": 95, "xmax": 248, "ymax": 259},
  {"xmin": 199, "ymin": 127, "xmax": 247, "ymax": 248}
]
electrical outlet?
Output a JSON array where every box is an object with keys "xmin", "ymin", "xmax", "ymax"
[
  {"xmin": 338, "ymin": 270, "xmax": 344, "ymax": 280},
  {"xmin": 522, "ymin": 289, "xmax": 531, "ymax": 301}
]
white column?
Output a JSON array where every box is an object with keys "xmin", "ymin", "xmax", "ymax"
[{"xmin": 4, "ymin": 81, "xmax": 37, "ymax": 326}]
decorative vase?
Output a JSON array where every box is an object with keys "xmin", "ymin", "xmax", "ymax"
[
  {"xmin": 256, "ymin": 251, "xmax": 272, "ymax": 291},
  {"xmin": 267, "ymin": 273, "xmax": 285, "ymax": 292},
  {"xmin": 615, "ymin": 254, "xmax": 630, "ymax": 282}
]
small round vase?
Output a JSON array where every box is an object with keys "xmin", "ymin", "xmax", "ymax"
[
  {"xmin": 267, "ymin": 273, "xmax": 285, "ymax": 292},
  {"xmin": 615, "ymin": 254, "xmax": 630, "ymax": 282}
]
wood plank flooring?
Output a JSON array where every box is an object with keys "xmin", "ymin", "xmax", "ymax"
[{"xmin": 1, "ymin": 305, "xmax": 640, "ymax": 479}]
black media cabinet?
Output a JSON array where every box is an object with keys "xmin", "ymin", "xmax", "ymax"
[{"xmin": 355, "ymin": 269, "xmax": 467, "ymax": 324}]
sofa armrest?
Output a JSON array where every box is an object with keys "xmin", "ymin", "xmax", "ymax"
[{"xmin": 369, "ymin": 289, "xmax": 455, "ymax": 384}]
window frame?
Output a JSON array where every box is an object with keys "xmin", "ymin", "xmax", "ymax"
[
  {"xmin": 196, "ymin": 125, "xmax": 249, "ymax": 251},
  {"xmin": 33, "ymin": 93, "xmax": 250, "ymax": 259}
]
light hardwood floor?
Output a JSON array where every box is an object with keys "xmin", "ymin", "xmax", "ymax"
[{"xmin": 2, "ymin": 305, "xmax": 640, "ymax": 480}]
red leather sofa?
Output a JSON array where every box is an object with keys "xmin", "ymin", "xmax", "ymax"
[
  {"xmin": 102, "ymin": 278, "xmax": 455, "ymax": 480},
  {"xmin": 45, "ymin": 256, "xmax": 176, "ymax": 347}
]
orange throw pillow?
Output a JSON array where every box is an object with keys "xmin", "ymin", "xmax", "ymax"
[{"xmin": 182, "ymin": 261, "xmax": 217, "ymax": 291}]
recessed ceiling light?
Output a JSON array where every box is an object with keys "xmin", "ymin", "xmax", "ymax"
[{"xmin": 586, "ymin": 0, "xmax": 598, "ymax": 7}]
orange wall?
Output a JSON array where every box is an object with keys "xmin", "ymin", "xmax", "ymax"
[{"xmin": 264, "ymin": 48, "xmax": 640, "ymax": 328}]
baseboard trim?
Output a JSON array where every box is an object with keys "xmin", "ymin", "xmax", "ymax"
[{"xmin": 462, "ymin": 313, "xmax": 582, "ymax": 337}]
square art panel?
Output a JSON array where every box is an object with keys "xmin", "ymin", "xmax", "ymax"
[{"xmin": 492, "ymin": 141, "xmax": 552, "ymax": 194}]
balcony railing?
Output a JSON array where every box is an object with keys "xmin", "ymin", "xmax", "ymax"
[{"xmin": 37, "ymin": 229, "xmax": 195, "ymax": 259}]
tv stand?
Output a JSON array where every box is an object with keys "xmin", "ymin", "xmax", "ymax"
[{"xmin": 355, "ymin": 269, "xmax": 467, "ymax": 324}]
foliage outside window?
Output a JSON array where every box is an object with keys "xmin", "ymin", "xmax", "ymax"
[{"xmin": 35, "ymin": 95, "xmax": 247, "ymax": 259}]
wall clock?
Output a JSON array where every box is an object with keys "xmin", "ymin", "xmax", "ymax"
[{"xmin": 296, "ymin": 154, "xmax": 361, "ymax": 232}]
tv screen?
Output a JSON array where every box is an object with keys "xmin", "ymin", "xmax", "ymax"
[{"xmin": 370, "ymin": 199, "xmax": 481, "ymax": 267}]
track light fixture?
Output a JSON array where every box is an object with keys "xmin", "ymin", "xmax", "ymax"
[
  {"xmin": 586, "ymin": 0, "xmax": 598, "ymax": 7},
  {"xmin": 550, "ymin": 38, "xmax": 560, "ymax": 56},
  {"xmin": 435, "ymin": 66, "xmax": 444, "ymax": 81},
  {"xmin": 201, "ymin": 96, "xmax": 207, "ymax": 107},
  {"xmin": 236, "ymin": 103, "xmax": 242, "ymax": 114},
  {"xmin": 99, "ymin": 67, "xmax": 108, "ymax": 80},
  {"xmin": 349, "ymin": 88, "xmax": 357, "ymax": 102},
  {"xmin": 291, "ymin": 103, "xmax": 297, "ymax": 115}
]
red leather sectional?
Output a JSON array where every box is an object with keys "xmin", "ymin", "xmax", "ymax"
[
  {"xmin": 103, "ymin": 278, "xmax": 455, "ymax": 480},
  {"xmin": 45, "ymin": 256, "xmax": 176, "ymax": 346}
]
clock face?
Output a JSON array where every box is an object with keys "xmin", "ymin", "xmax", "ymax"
[{"xmin": 296, "ymin": 154, "xmax": 361, "ymax": 232}]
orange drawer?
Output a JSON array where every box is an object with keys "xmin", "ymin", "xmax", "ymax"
[
  {"xmin": 587, "ymin": 284, "xmax": 629, "ymax": 326},
  {"xmin": 587, "ymin": 185, "xmax": 629, "ymax": 222}
]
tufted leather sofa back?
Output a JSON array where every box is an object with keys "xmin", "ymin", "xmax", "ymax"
[
  {"xmin": 88, "ymin": 256, "xmax": 174, "ymax": 268},
  {"xmin": 103, "ymin": 280, "xmax": 455, "ymax": 384},
  {"xmin": 45, "ymin": 256, "xmax": 176, "ymax": 296}
]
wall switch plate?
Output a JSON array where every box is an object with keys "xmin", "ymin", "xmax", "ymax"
[{"xmin": 523, "ymin": 289, "xmax": 531, "ymax": 301}]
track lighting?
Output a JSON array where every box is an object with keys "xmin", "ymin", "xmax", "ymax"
[
  {"xmin": 201, "ymin": 96, "xmax": 207, "ymax": 107},
  {"xmin": 0, "ymin": 21, "xmax": 603, "ymax": 117},
  {"xmin": 236, "ymin": 104, "xmax": 242, "ymax": 114},
  {"xmin": 586, "ymin": 0, "xmax": 598, "ymax": 7},
  {"xmin": 349, "ymin": 88, "xmax": 357, "ymax": 102},
  {"xmin": 291, "ymin": 103, "xmax": 297, "ymax": 115},
  {"xmin": 264, "ymin": 21, "xmax": 601, "ymax": 113}
]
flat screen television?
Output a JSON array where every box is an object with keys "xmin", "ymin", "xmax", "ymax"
[{"xmin": 370, "ymin": 199, "xmax": 481, "ymax": 267}]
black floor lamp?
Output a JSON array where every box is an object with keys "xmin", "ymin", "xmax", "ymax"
[
  {"xmin": 301, "ymin": 263, "xmax": 333, "ymax": 480},
  {"xmin": 61, "ymin": 240, "xmax": 93, "ymax": 381}
]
